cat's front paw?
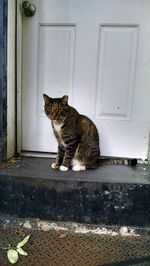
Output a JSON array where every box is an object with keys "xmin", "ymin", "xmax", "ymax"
[
  {"xmin": 59, "ymin": 165, "xmax": 69, "ymax": 171},
  {"xmin": 51, "ymin": 162, "xmax": 60, "ymax": 170}
]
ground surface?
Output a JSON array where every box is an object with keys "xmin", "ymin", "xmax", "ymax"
[{"xmin": 0, "ymin": 225, "xmax": 150, "ymax": 266}]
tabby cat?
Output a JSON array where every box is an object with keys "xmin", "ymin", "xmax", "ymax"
[{"xmin": 43, "ymin": 94, "xmax": 137, "ymax": 171}]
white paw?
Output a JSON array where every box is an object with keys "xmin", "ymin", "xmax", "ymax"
[
  {"xmin": 59, "ymin": 165, "xmax": 69, "ymax": 171},
  {"xmin": 72, "ymin": 165, "xmax": 86, "ymax": 172},
  {"xmin": 51, "ymin": 162, "xmax": 59, "ymax": 170}
]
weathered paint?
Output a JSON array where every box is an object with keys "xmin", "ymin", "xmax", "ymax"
[
  {"xmin": 148, "ymin": 130, "xmax": 150, "ymax": 163},
  {"xmin": 0, "ymin": 214, "xmax": 149, "ymax": 237},
  {"xmin": 7, "ymin": 0, "xmax": 16, "ymax": 158},
  {"xmin": 0, "ymin": 0, "xmax": 7, "ymax": 162}
]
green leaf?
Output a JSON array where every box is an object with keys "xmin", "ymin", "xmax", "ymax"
[
  {"xmin": 7, "ymin": 249, "xmax": 19, "ymax": 264},
  {"xmin": 17, "ymin": 247, "xmax": 28, "ymax": 256},
  {"xmin": 17, "ymin": 235, "xmax": 31, "ymax": 248}
]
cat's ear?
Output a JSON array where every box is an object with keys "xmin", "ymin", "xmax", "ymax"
[
  {"xmin": 43, "ymin": 94, "xmax": 51, "ymax": 104},
  {"xmin": 62, "ymin": 95, "xmax": 68, "ymax": 104}
]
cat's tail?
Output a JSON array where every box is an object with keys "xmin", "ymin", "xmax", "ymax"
[
  {"xmin": 98, "ymin": 157, "xmax": 137, "ymax": 166},
  {"xmin": 86, "ymin": 157, "xmax": 137, "ymax": 169}
]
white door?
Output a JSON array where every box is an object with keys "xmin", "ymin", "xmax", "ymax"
[{"xmin": 21, "ymin": 0, "xmax": 150, "ymax": 159}]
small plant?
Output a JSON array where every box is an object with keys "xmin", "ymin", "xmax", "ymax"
[{"xmin": 0, "ymin": 235, "xmax": 31, "ymax": 264}]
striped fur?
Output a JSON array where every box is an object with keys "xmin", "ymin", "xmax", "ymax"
[
  {"xmin": 98, "ymin": 158, "xmax": 137, "ymax": 166},
  {"xmin": 43, "ymin": 94, "xmax": 137, "ymax": 171}
]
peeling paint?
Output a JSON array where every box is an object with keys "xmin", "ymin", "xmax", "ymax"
[
  {"xmin": 37, "ymin": 221, "xmax": 67, "ymax": 232},
  {"xmin": 119, "ymin": 226, "xmax": 139, "ymax": 236},
  {"xmin": 0, "ymin": 214, "xmax": 147, "ymax": 237},
  {"xmin": 36, "ymin": 221, "xmax": 119, "ymax": 235},
  {"xmin": 138, "ymin": 159, "xmax": 149, "ymax": 165},
  {"xmin": 23, "ymin": 221, "xmax": 32, "ymax": 229},
  {"xmin": 72, "ymin": 224, "xmax": 119, "ymax": 236},
  {"xmin": 104, "ymin": 190, "xmax": 110, "ymax": 195},
  {"xmin": 36, "ymin": 220, "xmax": 140, "ymax": 237}
]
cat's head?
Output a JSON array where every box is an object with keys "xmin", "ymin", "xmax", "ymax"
[{"xmin": 43, "ymin": 94, "xmax": 69, "ymax": 121}]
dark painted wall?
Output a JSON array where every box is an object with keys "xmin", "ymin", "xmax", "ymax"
[{"xmin": 0, "ymin": 0, "xmax": 7, "ymax": 162}]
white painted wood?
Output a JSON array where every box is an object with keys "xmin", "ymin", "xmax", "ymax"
[
  {"xmin": 21, "ymin": 151, "xmax": 56, "ymax": 158},
  {"xmin": 96, "ymin": 26, "xmax": 138, "ymax": 120},
  {"xmin": 21, "ymin": 0, "xmax": 150, "ymax": 159},
  {"xmin": 17, "ymin": 0, "xmax": 23, "ymax": 153},
  {"xmin": 148, "ymin": 132, "xmax": 150, "ymax": 163},
  {"xmin": 7, "ymin": 0, "xmax": 16, "ymax": 158},
  {"xmin": 37, "ymin": 25, "xmax": 75, "ymax": 116}
]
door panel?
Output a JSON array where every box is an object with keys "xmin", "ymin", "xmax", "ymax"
[
  {"xmin": 96, "ymin": 25, "xmax": 138, "ymax": 120},
  {"xmin": 22, "ymin": 0, "xmax": 150, "ymax": 158},
  {"xmin": 37, "ymin": 25, "xmax": 75, "ymax": 116}
]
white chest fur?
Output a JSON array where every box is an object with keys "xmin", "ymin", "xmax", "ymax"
[
  {"xmin": 53, "ymin": 122, "xmax": 63, "ymax": 135},
  {"xmin": 53, "ymin": 121, "xmax": 66, "ymax": 147}
]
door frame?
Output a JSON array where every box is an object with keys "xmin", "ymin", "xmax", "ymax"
[
  {"xmin": 15, "ymin": 0, "xmax": 150, "ymax": 162},
  {"xmin": 7, "ymin": 0, "xmax": 16, "ymax": 159},
  {"xmin": 16, "ymin": 0, "xmax": 22, "ymax": 155}
]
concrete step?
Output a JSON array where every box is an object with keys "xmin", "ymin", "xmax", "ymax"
[{"xmin": 0, "ymin": 157, "xmax": 150, "ymax": 227}]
